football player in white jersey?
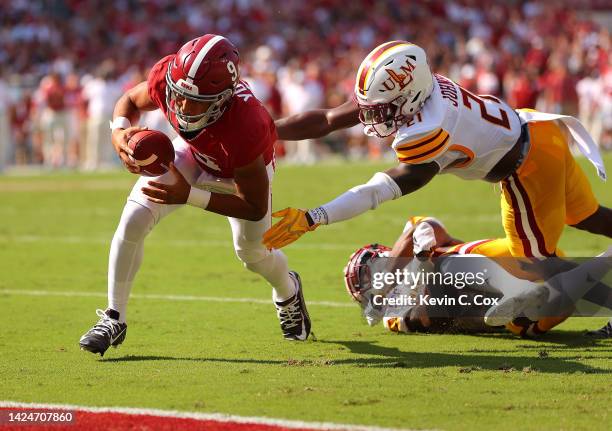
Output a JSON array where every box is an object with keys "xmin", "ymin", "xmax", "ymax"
[
  {"xmin": 264, "ymin": 41, "xmax": 611, "ymax": 335},
  {"xmin": 344, "ymin": 216, "xmax": 612, "ymax": 337}
]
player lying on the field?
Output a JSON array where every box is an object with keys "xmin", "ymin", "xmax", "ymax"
[
  {"xmin": 79, "ymin": 34, "xmax": 311, "ymax": 356},
  {"xmin": 263, "ymin": 40, "xmax": 611, "ymax": 335},
  {"xmin": 343, "ymin": 216, "xmax": 612, "ymax": 337}
]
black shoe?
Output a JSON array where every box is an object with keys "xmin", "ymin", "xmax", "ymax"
[
  {"xmin": 79, "ymin": 309, "xmax": 127, "ymax": 356},
  {"xmin": 586, "ymin": 321, "xmax": 612, "ymax": 338},
  {"xmin": 274, "ymin": 271, "xmax": 311, "ymax": 341}
]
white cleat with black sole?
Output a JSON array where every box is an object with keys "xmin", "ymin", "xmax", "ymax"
[
  {"xmin": 274, "ymin": 271, "xmax": 312, "ymax": 341},
  {"xmin": 79, "ymin": 309, "xmax": 127, "ymax": 356},
  {"xmin": 484, "ymin": 284, "xmax": 549, "ymax": 327}
]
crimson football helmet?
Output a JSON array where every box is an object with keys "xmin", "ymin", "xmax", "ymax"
[
  {"xmin": 166, "ymin": 34, "xmax": 240, "ymax": 132},
  {"xmin": 343, "ymin": 243, "xmax": 391, "ymax": 304}
]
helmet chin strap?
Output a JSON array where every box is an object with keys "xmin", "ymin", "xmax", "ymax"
[
  {"xmin": 363, "ymin": 125, "xmax": 377, "ymax": 137},
  {"xmin": 363, "ymin": 122, "xmax": 398, "ymax": 138},
  {"xmin": 177, "ymin": 114, "xmax": 209, "ymax": 132},
  {"xmin": 175, "ymin": 103, "xmax": 227, "ymax": 132}
]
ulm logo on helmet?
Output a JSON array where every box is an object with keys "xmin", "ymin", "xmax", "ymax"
[{"xmin": 380, "ymin": 56, "xmax": 416, "ymax": 92}]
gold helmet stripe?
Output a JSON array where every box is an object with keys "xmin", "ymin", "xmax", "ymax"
[{"xmin": 356, "ymin": 41, "xmax": 412, "ymax": 96}]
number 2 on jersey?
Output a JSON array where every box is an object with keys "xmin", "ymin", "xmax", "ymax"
[{"xmin": 459, "ymin": 87, "xmax": 511, "ymax": 129}]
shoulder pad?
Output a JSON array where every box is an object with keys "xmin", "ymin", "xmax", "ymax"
[{"xmin": 393, "ymin": 128, "xmax": 450, "ymax": 164}]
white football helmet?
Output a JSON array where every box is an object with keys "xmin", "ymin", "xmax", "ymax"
[{"xmin": 354, "ymin": 41, "xmax": 434, "ymax": 137}]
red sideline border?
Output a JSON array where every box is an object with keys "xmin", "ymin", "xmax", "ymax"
[{"xmin": 0, "ymin": 402, "xmax": 419, "ymax": 431}]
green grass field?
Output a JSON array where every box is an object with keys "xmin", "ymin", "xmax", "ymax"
[{"xmin": 1, "ymin": 156, "xmax": 611, "ymax": 430}]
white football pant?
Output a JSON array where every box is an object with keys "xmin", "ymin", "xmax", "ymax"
[{"xmin": 107, "ymin": 138, "xmax": 295, "ymax": 322}]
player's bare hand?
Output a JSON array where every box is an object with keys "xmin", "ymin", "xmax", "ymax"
[
  {"xmin": 111, "ymin": 126, "xmax": 147, "ymax": 174},
  {"xmin": 262, "ymin": 207, "xmax": 319, "ymax": 249},
  {"xmin": 141, "ymin": 163, "xmax": 190, "ymax": 205}
]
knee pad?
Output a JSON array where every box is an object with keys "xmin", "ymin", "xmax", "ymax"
[
  {"xmin": 236, "ymin": 245, "xmax": 269, "ymax": 269},
  {"xmin": 244, "ymin": 259, "xmax": 269, "ymax": 274},
  {"xmin": 238, "ymin": 248, "xmax": 291, "ymax": 291},
  {"xmin": 115, "ymin": 201, "xmax": 156, "ymax": 243}
]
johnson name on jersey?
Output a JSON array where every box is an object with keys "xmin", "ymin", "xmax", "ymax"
[{"xmin": 392, "ymin": 74, "xmax": 522, "ymax": 180}]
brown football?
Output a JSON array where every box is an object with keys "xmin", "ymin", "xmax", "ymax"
[{"xmin": 127, "ymin": 130, "xmax": 175, "ymax": 177}]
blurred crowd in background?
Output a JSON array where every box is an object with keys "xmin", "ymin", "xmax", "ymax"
[{"xmin": 0, "ymin": 0, "xmax": 610, "ymax": 171}]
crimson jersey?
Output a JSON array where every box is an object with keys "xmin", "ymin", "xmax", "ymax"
[{"xmin": 147, "ymin": 55, "xmax": 276, "ymax": 178}]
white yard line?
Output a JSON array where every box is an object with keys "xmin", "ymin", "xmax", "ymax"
[
  {"xmin": 0, "ymin": 289, "xmax": 353, "ymax": 308},
  {"xmin": 0, "ymin": 234, "xmax": 598, "ymax": 255},
  {"xmin": 0, "ymin": 400, "xmax": 424, "ymax": 431},
  {"xmin": 0, "ymin": 234, "xmax": 351, "ymax": 250}
]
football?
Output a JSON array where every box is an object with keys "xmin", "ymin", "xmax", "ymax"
[{"xmin": 127, "ymin": 130, "xmax": 175, "ymax": 177}]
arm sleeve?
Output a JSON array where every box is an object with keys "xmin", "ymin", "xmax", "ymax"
[{"xmin": 317, "ymin": 172, "xmax": 402, "ymax": 224}]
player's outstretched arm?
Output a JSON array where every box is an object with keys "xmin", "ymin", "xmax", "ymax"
[
  {"xmin": 111, "ymin": 81, "xmax": 159, "ymax": 174},
  {"xmin": 263, "ymin": 162, "xmax": 440, "ymax": 249},
  {"xmin": 275, "ymin": 100, "xmax": 360, "ymax": 140},
  {"xmin": 383, "ymin": 162, "xmax": 440, "ymax": 196}
]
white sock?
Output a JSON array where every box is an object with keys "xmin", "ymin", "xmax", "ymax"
[
  {"xmin": 244, "ymin": 249, "xmax": 296, "ymax": 302},
  {"xmin": 551, "ymin": 256, "xmax": 611, "ymax": 303},
  {"xmin": 273, "ymin": 279, "xmax": 298, "ymax": 303},
  {"xmin": 108, "ymin": 201, "xmax": 155, "ymax": 323},
  {"xmin": 527, "ymin": 253, "xmax": 612, "ymax": 319}
]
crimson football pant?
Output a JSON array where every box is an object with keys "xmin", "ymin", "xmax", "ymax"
[{"xmin": 107, "ymin": 138, "xmax": 295, "ymax": 322}]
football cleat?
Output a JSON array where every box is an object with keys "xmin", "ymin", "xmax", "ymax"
[
  {"xmin": 484, "ymin": 284, "xmax": 549, "ymax": 327},
  {"xmin": 79, "ymin": 309, "xmax": 127, "ymax": 356},
  {"xmin": 586, "ymin": 321, "xmax": 612, "ymax": 338},
  {"xmin": 275, "ymin": 271, "xmax": 311, "ymax": 341}
]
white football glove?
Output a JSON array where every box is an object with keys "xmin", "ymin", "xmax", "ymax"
[{"xmin": 413, "ymin": 222, "xmax": 437, "ymax": 255}]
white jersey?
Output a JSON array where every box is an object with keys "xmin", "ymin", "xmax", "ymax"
[{"xmin": 392, "ymin": 74, "xmax": 522, "ymax": 180}]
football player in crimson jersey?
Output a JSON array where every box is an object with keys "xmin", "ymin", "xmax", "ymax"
[
  {"xmin": 79, "ymin": 34, "xmax": 311, "ymax": 356},
  {"xmin": 346, "ymin": 217, "xmax": 612, "ymax": 337},
  {"xmin": 263, "ymin": 41, "xmax": 612, "ymax": 336}
]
